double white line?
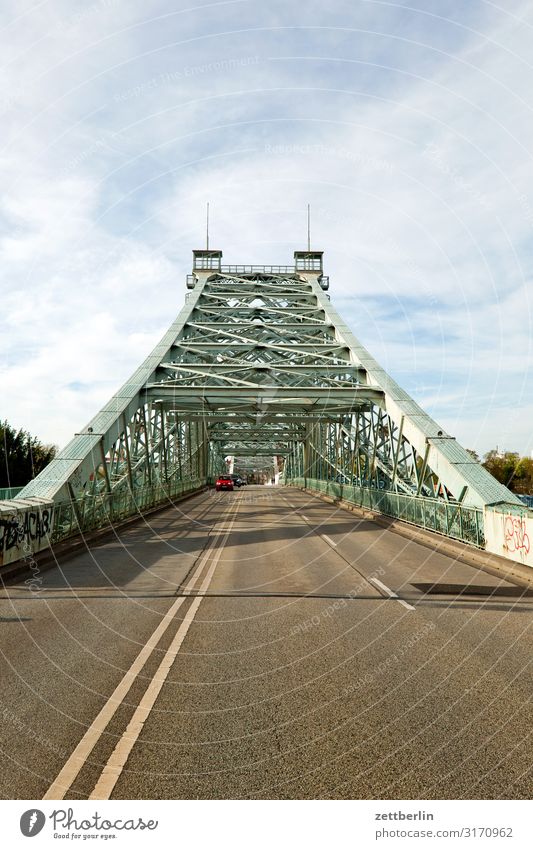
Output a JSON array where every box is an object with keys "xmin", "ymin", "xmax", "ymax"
[{"xmin": 44, "ymin": 501, "xmax": 240, "ymax": 801}]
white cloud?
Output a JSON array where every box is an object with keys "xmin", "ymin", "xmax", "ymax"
[{"xmin": 0, "ymin": 0, "xmax": 532, "ymax": 458}]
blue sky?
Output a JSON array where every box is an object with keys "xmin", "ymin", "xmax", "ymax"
[{"xmin": 1, "ymin": 0, "xmax": 532, "ymax": 456}]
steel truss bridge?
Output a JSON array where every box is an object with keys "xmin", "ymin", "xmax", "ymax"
[{"xmin": 11, "ymin": 248, "xmax": 522, "ymax": 554}]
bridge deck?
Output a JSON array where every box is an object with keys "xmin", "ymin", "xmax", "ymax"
[{"xmin": 0, "ymin": 487, "xmax": 531, "ymax": 800}]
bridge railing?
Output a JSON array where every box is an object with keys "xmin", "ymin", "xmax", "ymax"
[
  {"xmin": 1, "ymin": 478, "xmax": 206, "ymax": 570},
  {"xmin": 287, "ymin": 477, "xmax": 484, "ymax": 547},
  {"xmin": 51, "ymin": 478, "xmax": 205, "ymax": 545},
  {"xmin": 220, "ymin": 264, "xmax": 296, "ymax": 274},
  {"xmin": 0, "ymin": 487, "xmax": 23, "ymax": 500}
]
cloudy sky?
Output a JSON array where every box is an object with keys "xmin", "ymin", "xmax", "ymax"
[{"xmin": 1, "ymin": 0, "xmax": 532, "ymax": 457}]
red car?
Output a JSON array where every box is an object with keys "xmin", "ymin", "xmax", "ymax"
[{"xmin": 215, "ymin": 476, "xmax": 234, "ymax": 491}]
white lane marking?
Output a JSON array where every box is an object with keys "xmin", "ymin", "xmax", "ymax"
[
  {"xmin": 299, "ymin": 511, "xmax": 338, "ymax": 549},
  {"xmin": 396, "ymin": 598, "xmax": 416, "ymax": 611},
  {"xmin": 320, "ymin": 533, "xmax": 337, "ymax": 548},
  {"xmin": 370, "ymin": 577, "xmax": 396, "ymax": 596},
  {"xmin": 89, "ymin": 507, "xmax": 239, "ymax": 800},
  {"xmin": 43, "ymin": 503, "xmax": 239, "ymax": 801},
  {"xmin": 370, "ymin": 577, "xmax": 415, "ymax": 611}
]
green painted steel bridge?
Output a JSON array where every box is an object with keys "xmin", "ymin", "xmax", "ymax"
[{"xmin": 3, "ymin": 248, "xmax": 523, "ymax": 559}]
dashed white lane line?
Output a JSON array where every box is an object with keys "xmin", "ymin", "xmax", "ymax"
[
  {"xmin": 320, "ymin": 533, "xmax": 338, "ymax": 548},
  {"xmin": 394, "ymin": 598, "xmax": 416, "ymax": 611},
  {"xmin": 292, "ymin": 498, "xmax": 408, "ymax": 602},
  {"xmin": 295, "ymin": 506, "xmax": 337, "ymax": 549},
  {"xmin": 370, "ymin": 577, "xmax": 415, "ymax": 611},
  {"xmin": 43, "ymin": 503, "xmax": 239, "ymax": 801},
  {"xmin": 89, "ymin": 506, "xmax": 240, "ymax": 801}
]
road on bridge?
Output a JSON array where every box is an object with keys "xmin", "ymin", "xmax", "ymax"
[{"xmin": 0, "ymin": 486, "xmax": 531, "ymax": 800}]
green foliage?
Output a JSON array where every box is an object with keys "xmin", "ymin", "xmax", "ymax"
[
  {"xmin": 0, "ymin": 420, "xmax": 57, "ymax": 488},
  {"xmin": 482, "ymin": 449, "xmax": 533, "ymax": 494}
]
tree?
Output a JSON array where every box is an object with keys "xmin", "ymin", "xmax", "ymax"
[
  {"xmin": 0, "ymin": 420, "xmax": 57, "ymax": 488},
  {"xmin": 513, "ymin": 456, "xmax": 533, "ymax": 494},
  {"xmin": 482, "ymin": 449, "xmax": 533, "ymax": 494}
]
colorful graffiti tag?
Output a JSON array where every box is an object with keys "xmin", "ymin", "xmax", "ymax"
[{"xmin": 504, "ymin": 515, "xmax": 531, "ymax": 555}]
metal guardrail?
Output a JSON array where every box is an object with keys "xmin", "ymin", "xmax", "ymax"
[
  {"xmin": 287, "ymin": 477, "xmax": 485, "ymax": 547},
  {"xmin": 51, "ymin": 478, "xmax": 205, "ymax": 546},
  {"xmin": 220, "ymin": 265, "xmax": 296, "ymax": 274},
  {"xmin": 0, "ymin": 487, "xmax": 24, "ymax": 500}
]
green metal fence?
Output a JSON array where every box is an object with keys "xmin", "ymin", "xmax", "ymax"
[
  {"xmin": 287, "ymin": 477, "xmax": 485, "ymax": 547},
  {"xmin": 0, "ymin": 487, "xmax": 24, "ymax": 500},
  {"xmin": 51, "ymin": 478, "xmax": 205, "ymax": 546}
]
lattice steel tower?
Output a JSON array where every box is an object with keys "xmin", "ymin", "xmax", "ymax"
[{"xmin": 19, "ymin": 248, "xmax": 520, "ymax": 523}]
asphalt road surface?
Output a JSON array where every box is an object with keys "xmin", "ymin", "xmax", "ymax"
[{"xmin": 0, "ymin": 486, "xmax": 531, "ymax": 800}]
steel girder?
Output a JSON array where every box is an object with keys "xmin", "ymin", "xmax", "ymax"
[{"xmin": 19, "ymin": 249, "xmax": 521, "ymax": 511}]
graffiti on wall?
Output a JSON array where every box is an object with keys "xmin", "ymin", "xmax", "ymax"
[
  {"xmin": 484, "ymin": 506, "xmax": 533, "ymax": 568},
  {"xmin": 504, "ymin": 515, "xmax": 531, "ymax": 555},
  {"xmin": 0, "ymin": 507, "xmax": 54, "ymax": 565}
]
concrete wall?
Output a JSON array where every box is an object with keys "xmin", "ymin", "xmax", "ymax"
[
  {"xmin": 0, "ymin": 499, "xmax": 54, "ymax": 568},
  {"xmin": 484, "ymin": 504, "xmax": 533, "ymax": 568}
]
